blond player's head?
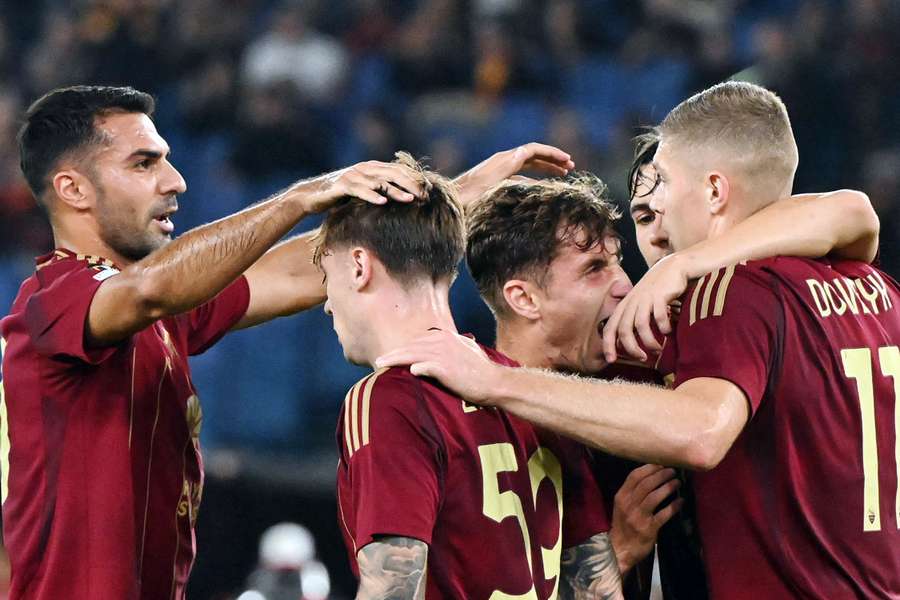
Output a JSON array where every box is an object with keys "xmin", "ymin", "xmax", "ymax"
[
  {"xmin": 652, "ymin": 81, "xmax": 799, "ymax": 251},
  {"xmin": 314, "ymin": 152, "xmax": 463, "ymax": 365}
]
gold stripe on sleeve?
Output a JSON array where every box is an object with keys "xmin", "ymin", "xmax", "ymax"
[
  {"xmin": 349, "ymin": 380, "xmax": 363, "ymax": 452},
  {"xmin": 360, "ymin": 368, "xmax": 386, "ymax": 448},
  {"xmin": 689, "ymin": 275, "xmax": 707, "ymax": 326},
  {"xmin": 0, "ymin": 337, "xmax": 9, "ymax": 505},
  {"xmin": 713, "ymin": 265, "xmax": 737, "ymax": 317},
  {"xmin": 343, "ymin": 387, "xmax": 354, "ymax": 457},
  {"xmin": 699, "ymin": 268, "xmax": 721, "ymax": 321}
]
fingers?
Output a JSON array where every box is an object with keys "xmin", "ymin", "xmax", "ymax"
[
  {"xmin": 524, "ymin": 158, "xmax": 575, "ymax": 176},
  {"xmin": 616, "ymin": 296, "xmax": 646, "ymax": 363},
  {"xmin": 344, "ymin": 162, "xmax": 426, "ymax": 205},
  {"xmin": 520, "ymin": 142, "xmax": 573, "ymax": 166},
  {"xmin": 632, "ymin": 467, "xmax": 677, "ymax": 501},
  {"xmin": 366, "ymin": 163, "xmax": 425, "ymax": 199},
  {"xmin": 602, "ymin": 300, "xmax": 626, "ymax": 363},
  {"xmin": 652, "ymin": 497, "xmax": 684, "ymax": 528},
  {"xmin": 640, "ymin": 477, "xmax": 681, "ymax": 513},
  {"xmin": 654, "ymin": 294, "xmax": 672, "ymax": 336},
  {"xmin": 633, "ymin": 294, "xmax": 661, "ymax": 354},
  {"xmin": 619, "ymin": 464, "xmax": 665, "ymax": 495}
]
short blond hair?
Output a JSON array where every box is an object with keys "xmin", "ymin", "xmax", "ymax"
[{"xmin": 660, "ymin": 81, "xmax": 798, "ymax": 197}]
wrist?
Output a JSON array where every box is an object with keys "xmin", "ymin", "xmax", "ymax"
[{"xmin": 609, "ymin": 529, "xmax": 633, "ymax": 574}]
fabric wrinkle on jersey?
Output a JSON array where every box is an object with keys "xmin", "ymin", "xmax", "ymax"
[
  {"xmin": 0, "ymin": 249, "xmax": 250, "ymax": 600},
  {"xmin": 336, "ymin": 344, "xmax": 610, "ymax": 600},
  {"xmin": 657, "ymin": 257, "xmax": 900, "ymax": 600}
]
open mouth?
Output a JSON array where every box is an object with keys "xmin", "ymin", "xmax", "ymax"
[{"xmin": 152, "ymin": 207, "xmax": 177, "ymax": 234}]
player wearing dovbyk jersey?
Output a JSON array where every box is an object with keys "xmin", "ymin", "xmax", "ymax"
[
  {"xmin": 376, "ymin": 82, "xmax": 896, "ymax": 599},
  {"xmin": 316, "ymin": 153, "xmax": 622, "ymax": 599}
]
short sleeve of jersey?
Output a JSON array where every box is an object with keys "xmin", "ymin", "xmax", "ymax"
[
  {"xmin": 661, "ymin": 265, "xmax": 781, "ymax": 415},
  {"xmin": 24, "ymin": 263, "xmax": 119, "ymax": 364},
  {"xmin": 338, "ymin": 369, "xmax": 442, "ymax": 549},
  {"xmin": 557, "ymin": 440, "xmax": 610, "ymax": 547},
  {"xmin": 177, "ymin": 276, "xmax": 250, "ymax": 355}
]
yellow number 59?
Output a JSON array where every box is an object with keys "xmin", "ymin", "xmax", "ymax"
[{"xmin": 479, "ymin": 443, "xmax": 563, "ymax": 600}]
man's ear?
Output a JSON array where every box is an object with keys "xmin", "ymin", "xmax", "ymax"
[
  {"xmin": 52, "ymin": 169, "xmax": 95, "ymax": 211},
  {"xmin": 707, "ymin": 171, "xmax": 730, "ymax": 215},
  {"xmin": 502, "ymin": 279, "xmax": 542, "ymax": 321},
  {"xmin": 350, "ymin": 247, "xmax": 374, "ymax": 291}
]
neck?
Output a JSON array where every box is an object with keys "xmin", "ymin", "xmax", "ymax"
[
  {"xmin": 52, "ymin": 218, "xmax": 135, "ymax": 267},
  {"xmin": 494, "ymin": 318, "xmax": 557, "ymax": 369},
  {"xmin": 364, "ymin": 280, "xmax": 458, "ymax": 366}
]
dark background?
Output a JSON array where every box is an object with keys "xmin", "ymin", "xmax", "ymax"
[{"xmin": 0, "ymin": 1, "xmax": 897, "ymax": 598}]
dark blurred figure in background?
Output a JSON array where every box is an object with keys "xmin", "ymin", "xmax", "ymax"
[{"xmin": 0, "ymin": 2, "xmax": 897, "ymax": 598}]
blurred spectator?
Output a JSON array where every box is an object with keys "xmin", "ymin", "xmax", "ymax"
[
  {"xmin": 231, "ymin": 82, "xmax": 333, "ymax": 181},
  {"xmin": 241, "ymin": 3, "xmax": 349, "ymax": 106},
  {"xmin": 238, "ymin": 523, "xmax": 331, "ymax": 600}
]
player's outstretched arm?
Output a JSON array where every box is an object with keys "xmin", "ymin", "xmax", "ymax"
[
  {"xmin": 356, "ymin": 537, "xmax": 428, "ymax": 600},
  {"xmin": 560, "ymin": 533, "xmax": 624, "ymax": 600},
  {"xmin": 87, "ymin": 161, "xmax": 423, "ymax": 345},
  {"xmin": 453, "ymin": 142, "xmax": 575, "ymax": 207},
  {"xmin": 376, "ymin": 330, "xmax": 749, "ymax": 470},
  {"xmin": 603, "ymin": 189, "xmax": 878, "ymax": 361}
]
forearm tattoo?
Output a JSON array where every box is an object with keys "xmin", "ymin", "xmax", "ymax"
[
  {"xmin": 356, "ymin": 536, "xmax": 428, "ymax": 600},
  {"xmin": 559, "ymin": 532, "xmax": 624, "ymax": 600}
]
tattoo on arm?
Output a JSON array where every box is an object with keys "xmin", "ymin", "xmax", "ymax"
[
  {"xmin": 559, "ymin": 532, "xmax": 624, "ymax": 600},
  {"xmin": 356, "ymin": 536, "xmax": 428, "ymax": 600}
]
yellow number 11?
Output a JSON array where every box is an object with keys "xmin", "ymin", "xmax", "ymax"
[{"xmin": 840, "ymin": 346, "xmax": 900, "ymax": 532}]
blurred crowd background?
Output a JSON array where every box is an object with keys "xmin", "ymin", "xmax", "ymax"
[{"xmin": 0, "ymin": 0, "xmax": 898, "ymax": 598}]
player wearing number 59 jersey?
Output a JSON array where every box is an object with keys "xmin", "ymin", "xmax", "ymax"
[
  {"xmin": 315, "ymin": 153, "xmax": 622, "ymax": 599},
  {"xmin": 337, "ymin": 352, "xmax": 611, "ymax": 599},
  {"xmin": 657, "ymin": 257, "xmax": 900, "ymax": 599}
]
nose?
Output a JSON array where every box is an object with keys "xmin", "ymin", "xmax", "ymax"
[
  {"xmin": 610, "ymin": 266, "xmax": 633, "ymax": 299},
  {"xmin": 649, "ymin": 218, "xmax": 669, "ymax": 247},
  {"xmin": 161, "ymin": 160, "xmax": 187, "ymax": 195}
]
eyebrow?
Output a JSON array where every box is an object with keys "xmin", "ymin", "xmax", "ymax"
[
  {"xmin": 125, "ymin": 148, "xmax": 170, "ymax": 162},
  {"xmin": 630, "ymin": 200, "xmax": 650, "ymax": 214}
]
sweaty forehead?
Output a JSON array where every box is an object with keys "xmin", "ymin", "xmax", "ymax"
[{"xmin": 93, "ymin": 112, "xmax": 169, "ymax": 158}]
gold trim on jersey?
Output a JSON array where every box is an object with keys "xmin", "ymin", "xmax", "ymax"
[
  {"xmin": 689, "ymin": 266, "xmax": 738, "ymax": 325},
  {"xmin": 0, "ymin": 336, "xmax": 9, "ymax": 505},
  {"xmin": 343, "ymin": 369, "xmax": 387, "ymax": 457}
]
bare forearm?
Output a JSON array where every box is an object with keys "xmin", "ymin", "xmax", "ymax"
[
  {"xmin": 491, "ymin": 368, "xmax": 718, "ymax": 468},
  {"xmin": 560, "ymin": 533, "xmax": 624, "ymax": 600},
  {"xmin": 679, "ymin": 190, "xmax": 877, "ymax": 278},
  {"xmin": 135, "ymin": 181, "xmax": 318, "ymax": 316},
  {"xmin": 357, "ymin": 537, "xmax": 428, "ymax": 600}
]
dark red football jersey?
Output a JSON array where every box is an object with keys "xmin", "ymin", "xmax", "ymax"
[
  {"xmin": 658, "ymin": 258, "xmax": 900, "ymax": 599},
  {"xmin": 0, "ymin": 249, "xmax": 250, "ymax": 600},
  {"xmin": 336, "ymin": 346, "xmax": 610, "ymax": 600}
]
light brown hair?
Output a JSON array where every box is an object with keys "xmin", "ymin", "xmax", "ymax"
[
  {"xmin": 660, "ymin": 81, "xmax": 798, "ymax": 196},
  {"xmin": 313, "ymin": 153, "xmax": 464, "ymax": 285}
]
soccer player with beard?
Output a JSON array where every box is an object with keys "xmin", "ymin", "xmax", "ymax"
[
  {"xmin": 378, "ymin": 82, "xmax": 898, "ymax": 598},
  {"xmin": 0, "ymin": 85, "xmax": 572, "ymax": 600},
  {"xmin": 316, "ymin": 154, "xmax": 622, "ymax": 600}
]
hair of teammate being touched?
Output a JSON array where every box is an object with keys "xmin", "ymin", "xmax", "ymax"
[
  {"xmin": 659, "ymin": 80, "xmax": 799, "ymax": 202},
  {"xmin": 313, "ymin": 152, "xmax": 465, "ymax": 286},
  {"xmin": 466, "ymin": 174, "xmax": 621, "ymax": 317},
  {"xmin": 17, "ymin": 85, "xmax": 155, "ymax": 210}
]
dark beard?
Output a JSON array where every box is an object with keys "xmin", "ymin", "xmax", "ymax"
[{"xmin": 94, "ymin": 184, "xmax": 171, "ymax": 262}]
